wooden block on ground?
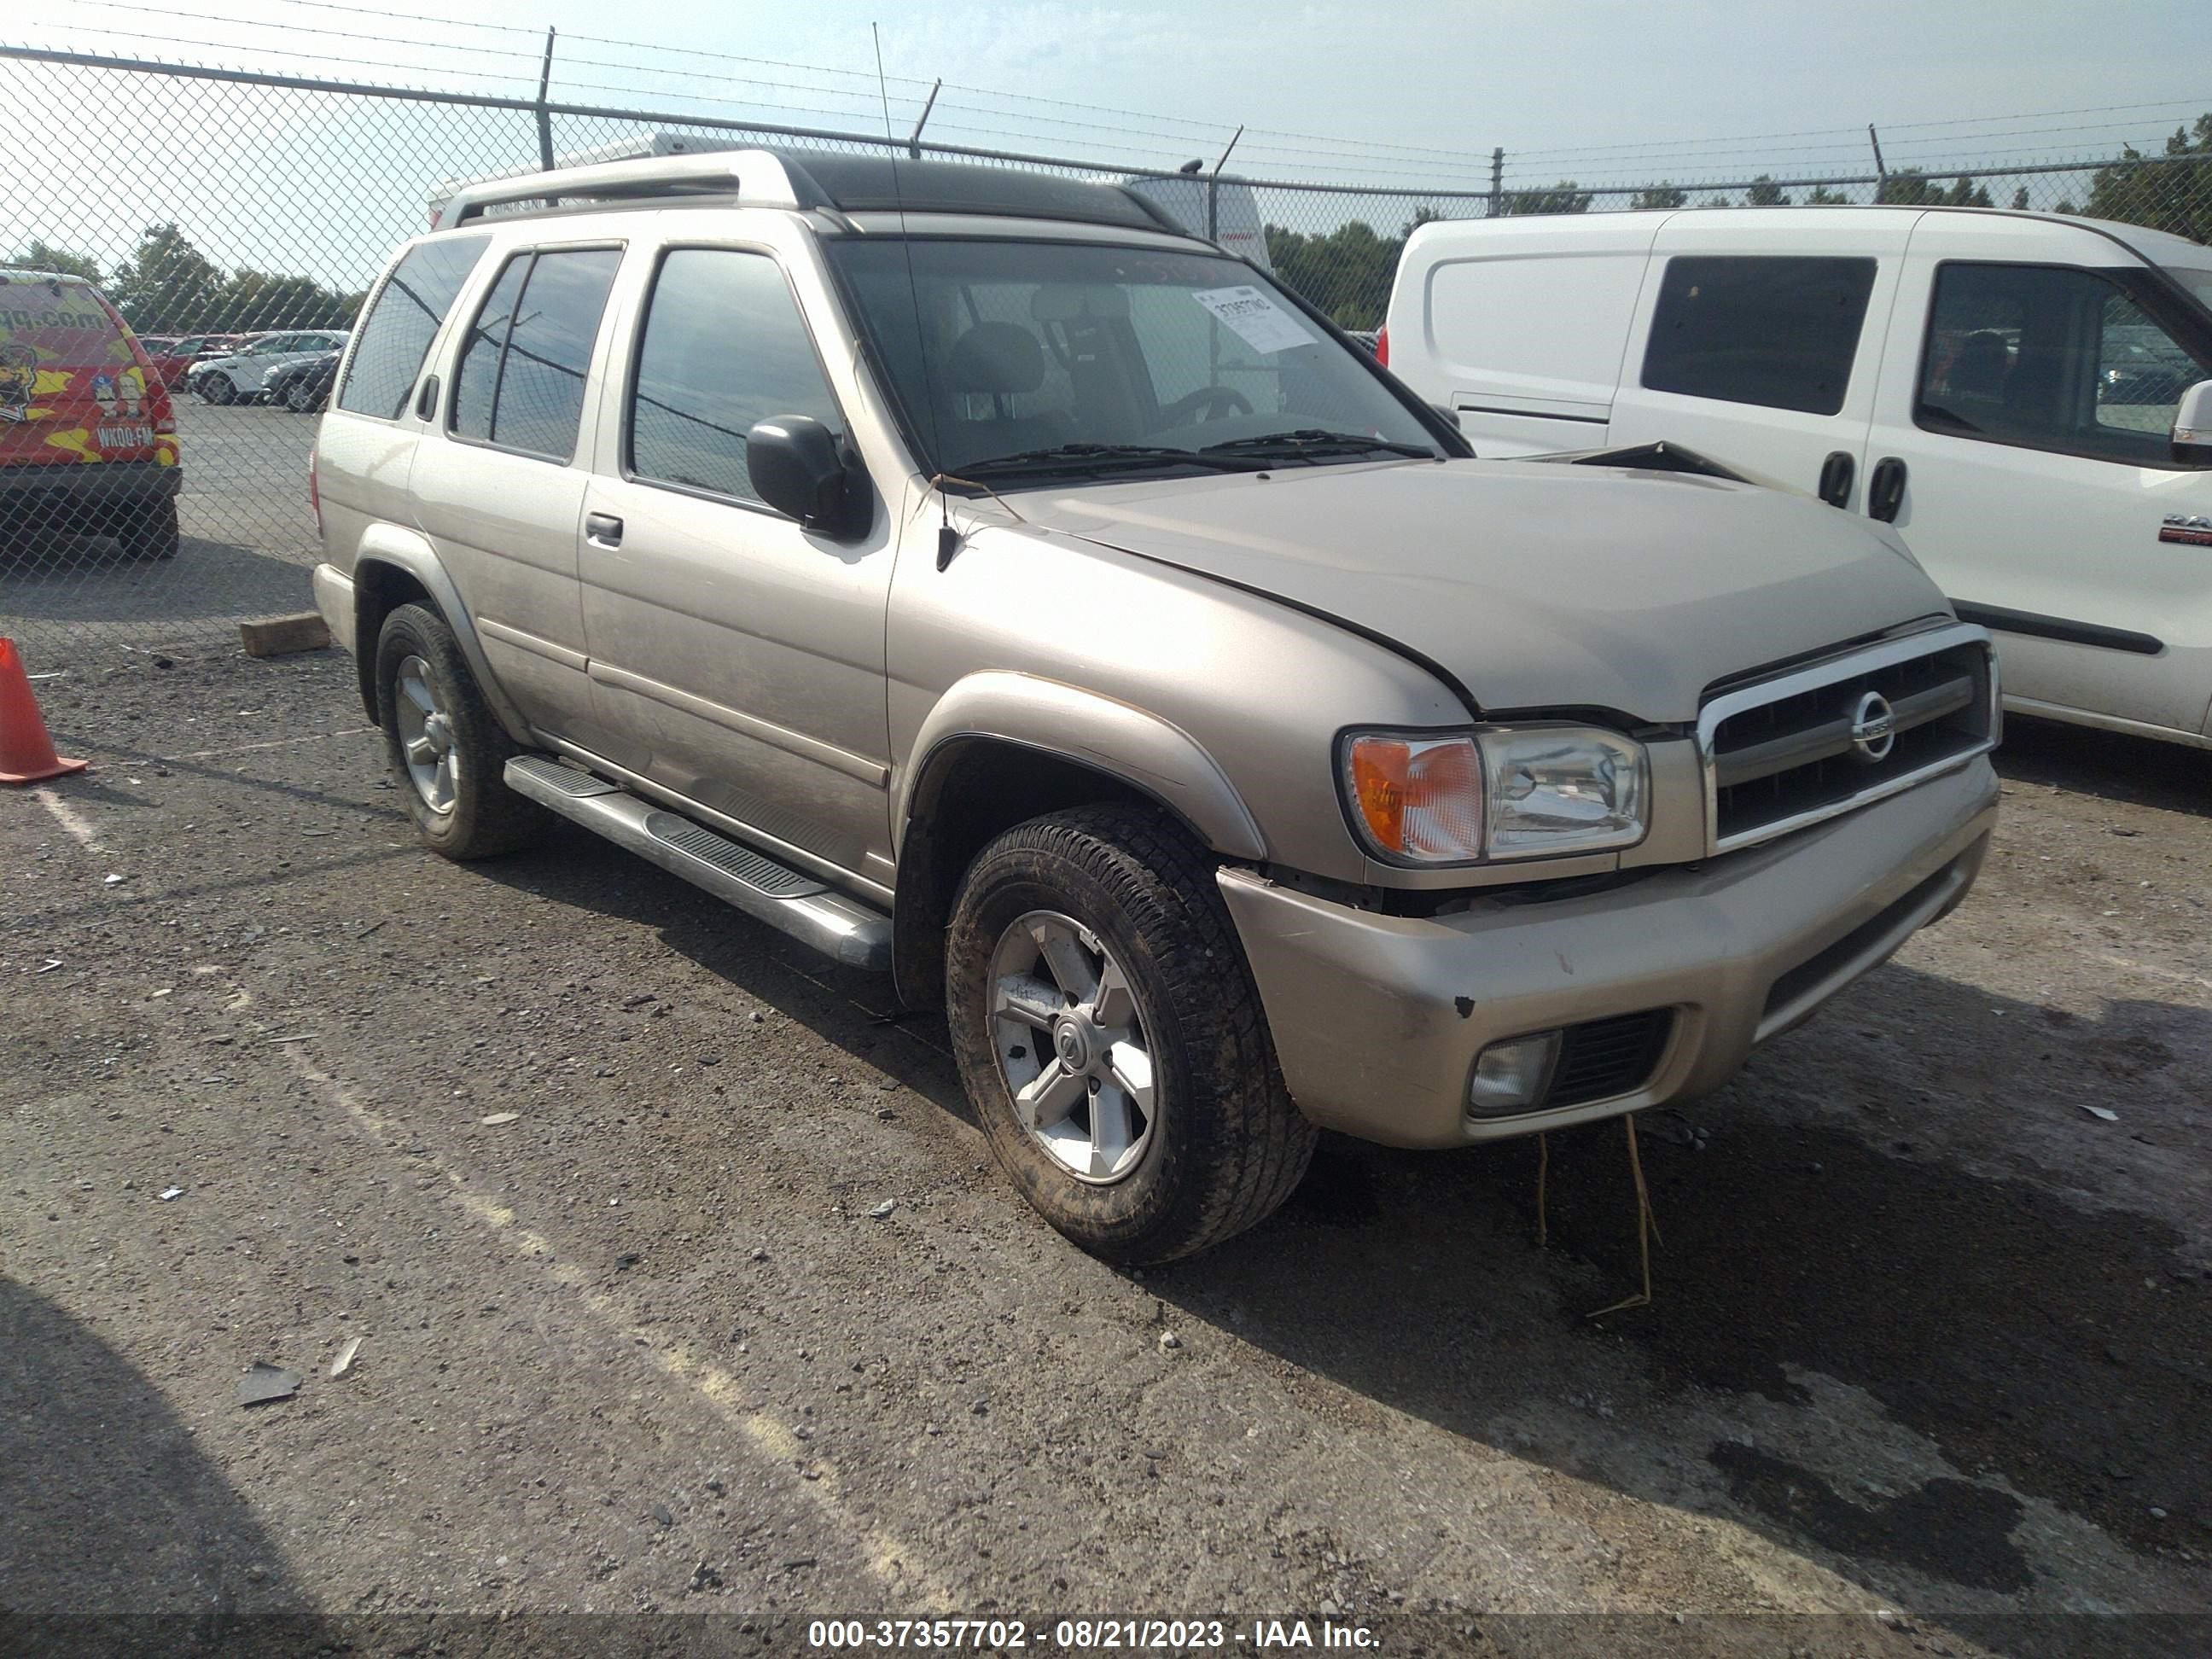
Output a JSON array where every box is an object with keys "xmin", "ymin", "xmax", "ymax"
[{"xmin": 239, "ymin": 613, "xmax": 331, "ymax": 658}]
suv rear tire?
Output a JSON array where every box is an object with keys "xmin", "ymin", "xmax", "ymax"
[
  {"xmin": 115, "ymin": 498, "xmax": 179, "ymax": 562},
  {"xmin": 374, "ymin": 602, "xmax": 549, "ymax": 859},
  {"xmin": 945, "ymin": 804, "xmax": 1315, "ymax": 1264}
]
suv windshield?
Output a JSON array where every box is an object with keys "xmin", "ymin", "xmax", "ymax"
[{"xmin": 829, "ymin": 237, "xmax": 1447, "ymax": 483}]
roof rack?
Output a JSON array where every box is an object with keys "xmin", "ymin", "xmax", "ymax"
[
  {"xmin": 433, "ymin": 146, "xmax": 1198, "ymax": 240},
  {"xmin": 438, "ymin": 148, "xmax": 828, "ymax": 225}
]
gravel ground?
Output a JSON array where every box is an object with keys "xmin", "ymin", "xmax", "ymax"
[{"xmin": 3, "ymin": 649, "xmax": 2209, "ymax": 1656}]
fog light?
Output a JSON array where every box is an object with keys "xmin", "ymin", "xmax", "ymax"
[{"xmin": 1468, "ymin": 1030, "xmax": 1563, "ymax": 1117}]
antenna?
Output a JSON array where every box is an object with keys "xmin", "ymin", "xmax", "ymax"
[{"xmin": 871, "ymin": 24, "xmax": 957, "ymax": 568}]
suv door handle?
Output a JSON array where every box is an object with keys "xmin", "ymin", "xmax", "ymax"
[
  {"xmin": 414, "ymin": 375, "xmax": 439, "ymax": 420},
  {"xmin": 1816, "ymin": 450, "xmax": 1854, "ymax": 509},
  {"xmin": 585, "ymin": 512, "xmax": 624, "ymax": 548},
  {"xmin": 1867, "ymin": 456, "xmax": 1907, "ymax": 523}
]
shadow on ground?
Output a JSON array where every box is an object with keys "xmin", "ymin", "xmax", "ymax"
[
  {"xmin": 475, "ymin": 824, "xmax": 2210, "ymax": 1625},
  {"xmin": 0, "ymin": 1275, "xmax": 314, "ymax": 1649},
  {"xmin": 1995, "ymin": 714, "xmax": 2212, "ymax": 818}
]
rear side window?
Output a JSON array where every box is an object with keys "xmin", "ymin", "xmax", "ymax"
[
  {"xmin": 627, "ymin": 248, "xmax": 841, "ymax": 505},
  {"xmin": 337, "ymin": 235, "xmax": 488, "ymax": 420},
  {"xmin": 1642, "ymin": 255, "xmax": 1877, "ymax": 416},
  {"xmin": 450, "ymin": 247, "xmax": 622, "ymax": 461}
]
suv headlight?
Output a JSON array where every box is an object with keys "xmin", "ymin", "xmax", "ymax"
[{"xmin": 1341, "ymin": 725, "xmax": 1648, "ymax": 864}]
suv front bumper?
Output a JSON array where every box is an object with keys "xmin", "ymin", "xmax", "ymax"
[{"xmin": 1219, "ymin": 758, "xmax": 1998, "ymax": 1147}]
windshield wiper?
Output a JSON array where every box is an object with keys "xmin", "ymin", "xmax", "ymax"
[
  {"xmin": 1200, "ymin": 428, "xmax": 1439, "ymax": 462},
  {"xmin": 956, "ymin": 442, "xmax": 1266, "ymax": 480}
]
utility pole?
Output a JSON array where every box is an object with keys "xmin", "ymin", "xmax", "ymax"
[
  {"xmin": 1489, "ymin": 146, "xmax": 1504, "ymax": 217},
  {"xmin": 1867, "ymin": 123, "xmax": 1888, "ymax": 183}
]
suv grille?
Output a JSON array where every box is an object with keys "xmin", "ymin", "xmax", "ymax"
[{"xmin": 1700, "ymin": 624, "xmax": 1995, "ymax": 853}]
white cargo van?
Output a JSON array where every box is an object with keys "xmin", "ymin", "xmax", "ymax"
[{"xmin": 1382, "ymin": 207, "xmax": 2212, "ymax": 748}]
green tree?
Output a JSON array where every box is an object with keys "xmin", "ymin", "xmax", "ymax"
[
  {"xmin": 1805, "ymin": 184, "xmax": 1852, "ymax": 205},
  {"xmin": 108, "ymin": 223, "xmax": 225, "ymax": 334},
  {"xmin": 3, "ymin": 240, "xmax": 104, "ymax": 282},
  {"xmin": 1745, "ymin": 175, "xmax": 1791, "ymax": 207},
  {"xmin": 2080, "ymin": 113, "xmax": 2212, "ymax": 244},
  {"xmin": 1500, "ymin": 179, "xmax": 1592, "ymax": 216},
  {"xmin": 1263, "ymin": 219, "xmax": 1400, "ymax": 330},
  {"xmin": 1260, "ymin": 205, "xmax": 1445, "ymax": 330},
  {"xmin": 1876, "ymin": 170, "xmax": 1994, "ymax": 207},
  {"xmin": 2011, "ymin": 187, "xmax": 2030, "ymax": 210},
  {"xmin": 217, "ymin": 270, "xmax": 362, "ymax": 331},
  {"xmin": 1631, "ymin": 183, "xmax": 1689, "ymax": 210}
]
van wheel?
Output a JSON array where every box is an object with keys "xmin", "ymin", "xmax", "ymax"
[
  {"xmin": 945, "ymin": 804, "xmax": 1314, "ymax": 1264},
  {"xmin": 116, "ymin": 498, "xmax": 179, "ymax": 561},
  {"xmin": 374, "ymin": 602, "xmax": 549, "ymax": 859},
  {"xmin": 197, "ymin": 375, "xmax": 235, "ymax": 405}
]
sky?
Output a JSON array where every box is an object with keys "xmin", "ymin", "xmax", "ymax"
[{"xmin": 7, "ymin": 0, "xmax": 2212, "ymax": 285}]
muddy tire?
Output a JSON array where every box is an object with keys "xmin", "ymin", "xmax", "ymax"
[
  {"xmin": 114, "ymin": 497, "xmax": 179, "ymax": 561},
  {"xmin": 946, "ymin": 804, "xmax": 1314, "ymax": 1264},
  {"xmin": 374, "ymin": 602, "xmax": 548, "ymax": 859}
]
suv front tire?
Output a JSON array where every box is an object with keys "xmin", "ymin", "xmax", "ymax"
[
  {"xmin": 945, "ymin": 804, "xmax": 1315, "ymax": 1264},
  {"xmin": 374, "ymin": 602, "xmax": 549, "ymax": 859}
]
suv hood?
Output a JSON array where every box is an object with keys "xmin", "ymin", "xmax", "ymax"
[{"xmin": 1027, "ymin": 458, "xmax": 1947, "ymax": 723}]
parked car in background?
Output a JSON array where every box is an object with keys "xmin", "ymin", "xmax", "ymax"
[
  {"xmin": 1382, "ymin": 205, "xmax": 2212, "ymax": 751},
  {"xmin": 0, "ymin": 268, "xmax": 181, "ymax": 558},
  {"xmin": 311, "ymin": 149, "xmax": 1998, "ymax": 1264},
  {"xmin": 143, "ymin": 330, "xmax": 244, "ymax": 387},
  {"xmin": 266, "ymin": 348, "xmax": 341, "ymax": 413},
  {"xmin": 189, "ymin": 329, "xmax": 351, "ymax": 404}
]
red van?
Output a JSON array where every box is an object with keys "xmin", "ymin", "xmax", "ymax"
[{"xmin": 1, "ymin": 269, "xmax": 182, "ymax": 559}]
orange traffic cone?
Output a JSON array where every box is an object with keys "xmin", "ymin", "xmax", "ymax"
[{"xmin": 0, "ymin": 637, "xmax": 89, "ymax": 785}]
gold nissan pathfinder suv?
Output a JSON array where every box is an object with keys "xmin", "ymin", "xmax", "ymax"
[{"xmin": 311, "ymin": 150, "xmax": 2000, "ymax": 1261}]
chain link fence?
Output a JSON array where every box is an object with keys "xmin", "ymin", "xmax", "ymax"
[{"xmin": 3, "ymin": 44, "xmax": 2209, "ymax": 667}]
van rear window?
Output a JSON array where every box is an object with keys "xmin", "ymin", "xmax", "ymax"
[
  {"xmin": 0, "ymin": 276, "xmax": 131, "ymax": 361},
  {"xmin": 1641, "ymin": 255, "xmax": 1876, "ymax": 416},
  {"xmin": 336, "ymin": 235, "xmax": 489, "ymax": 420}
]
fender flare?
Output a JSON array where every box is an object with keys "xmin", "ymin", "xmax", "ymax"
[
  {"xmin": 895, "ymin": 672, "xmax": 1267, "ymax": 861},
  {"xmin": 352, "ymin": 525, "xmax": 534, "ymax": 745}
]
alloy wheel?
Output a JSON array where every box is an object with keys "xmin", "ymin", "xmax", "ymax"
[
  {"xmin": 393, "ymin": 654, "xmax": 459, "ymax": 813},
  {"xmin": 987, "ymin": 910, "xmax": 1157, "ymax": 1185}
]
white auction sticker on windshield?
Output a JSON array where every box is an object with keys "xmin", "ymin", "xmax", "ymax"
[{"xmin": 1191, "ymin": 285, "xmax": 1316, "ymax": 354}]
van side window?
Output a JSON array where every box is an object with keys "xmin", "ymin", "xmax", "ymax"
[
  {"xmin": 1641, "ymin": 256, "xmax": 1877, "ymax": 416},
  {"xmin": 626, "ymin": 248, "xmax": 841, "ymax": 506},
  {"xmin": 448, "ymin": 247, "xmax": 622, "ymax": 462},
  {"xmin": 338, "ymin": 235, "xmax": 489, "ymax": 420},
  {"xmin": 1918, "ymin": 262, "xmax": 2212, "ymax": 466}
]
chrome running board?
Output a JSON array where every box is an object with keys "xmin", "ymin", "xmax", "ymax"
[{"xmin": 504, "ymin": 755, "xmax": 892, "ymax": 972}]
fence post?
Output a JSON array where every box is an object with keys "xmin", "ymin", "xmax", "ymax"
[
  {"xmin": 1867, "ymin": 123, "xmax": 1888, "ymax": 186},
  {"xmin": 1208, "ymin": 125, "xmax": 1243, "ymax": 241},
  {"xmin": 1489, "ymin": 146, "xmax": 1504, "ymax": 217},
  {"xmin": 535, "ymin": 27, "xmax": 556, "ymax": 170},
  {"xmin": 907, "ymin": 79, "xmax": 940, "ymax": 159}
]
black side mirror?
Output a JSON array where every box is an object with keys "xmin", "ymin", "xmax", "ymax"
[
  {"xmin": 1428, "ymin": 402, "xmax": 1460, "ymax": 431},
  {"xmin": 747, "ymin": 415, "xmax": 867, "ymax": 537}
]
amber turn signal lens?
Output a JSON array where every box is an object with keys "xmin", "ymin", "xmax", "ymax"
[{"xmin": 1345, "ymin": 734, "xmax": 1485, "ymax": 861}]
